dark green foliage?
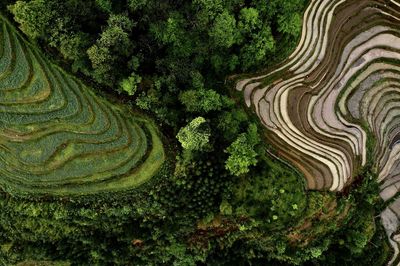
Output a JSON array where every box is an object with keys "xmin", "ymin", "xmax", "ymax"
[
  {"xmin": 95, "ymin": 0, "xmax": 112, "ymax": 13},
  {"xmin": 127, "ymin": 0, "xmax": 148, "ymax": 11},
  {"xmin": 217, "ymin": 109, "xmax": 248, "ymax": 141},
  {"xmin": 87, "ymin": 14, "xmax": 135, "ymax": 85},
  {"xmin": 232, "ymin": 156, "xmax": 307, "ymax": 226}
]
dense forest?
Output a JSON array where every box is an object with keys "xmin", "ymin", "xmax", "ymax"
[{"xmin": 0, "ymin": 0, "xmax": 394, "ymax": 265}]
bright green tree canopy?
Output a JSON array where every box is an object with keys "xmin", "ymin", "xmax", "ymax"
[{"xmin": 177, "ymin": 117, "xmax": 210, "ymax": 151}]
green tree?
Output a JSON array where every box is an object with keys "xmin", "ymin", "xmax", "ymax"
[
  {"xmin": 128, "ymin": 0, "xmax": 148, "ymax": 11},
  {"xmin": 275, "ymin": 0, "xmax": 304, "ymax": 36},
  {"xmin": 87, "ymin": 14, "xmax": 134, "ymax": 85},
  {"xmin": 179, "ymin": 89, "xmax": 232, "ymax": 113},
  {"xmin": 240, "ymin": 25, "xmax": 275, "ymax": 70},
  {"xmin": 119, "ymin": 73, "xmax": 141, "ymax": 96},
  {"xmin": 209, "ymin": 11, "xmax": 238, "ymax": 48},
  {"xmin": 278, "ymin": 12, "xmax": 302, "ymax": 36},
  {"xmin": 95, "ymin": 0, "xmax": 112, "ymax": 13},
  {"xmin": 176, "ymin": 117, "xmax": 210, "ymax": 151},
  {"xmin": 238, "ymin": 8, "xmax": 260, "ymax": 33},
  {"xmin": 225, "ymin": 124, "xmax": 260, "ymax": 176},
  {"xmin": 9, "ymin": 0, "xmax": 55, "ymax": 39},
  {"xmin": 150, "ymin": 12, "xmax": 193, "ymax": 59},
  {"xmin": 193, "ymin": 0, "xmax": 223, "ymax": 17}
]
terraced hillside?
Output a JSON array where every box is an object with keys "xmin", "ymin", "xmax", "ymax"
[
  {"xmin": 0, "ymin": 15, "xmax": 165, "ymax": 196},
  {"xmin": 236, "ymin": 0, "xmax": 400, "ymax": 264}
]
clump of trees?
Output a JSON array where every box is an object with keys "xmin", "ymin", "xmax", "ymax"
[{"xmin": 7, "ymin": 0, "xmax": 304, "ymax": 114}]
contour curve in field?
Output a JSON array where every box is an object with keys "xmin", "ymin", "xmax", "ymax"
[
  {"xmin": 0, "ymin": 15, "xmax": 165, "ymax": 196},
  {"xmin": 236, "ymin": 0, "xmax": 400, "ymax": 264}
]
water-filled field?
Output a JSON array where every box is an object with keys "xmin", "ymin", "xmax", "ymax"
[{"xmin": 236, "ymin": 0, "xmax": 400, "ymax": 264}]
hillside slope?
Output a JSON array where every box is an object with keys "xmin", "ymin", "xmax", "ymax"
[{"xmin": 0, "ymin": 15, "xmax": 165, "ymax": 196}]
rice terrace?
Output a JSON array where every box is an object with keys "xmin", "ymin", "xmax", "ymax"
[
  {"xmin": 237, "ymin": 0, "xmax": 400, "ymax": 264},
  {"xmin": 0, "ymin": 15, "xmax": 165, "ymax": 196},
  {"xmin": 2, "ymin": 0, "xmax": 400, "ymax": 264}
]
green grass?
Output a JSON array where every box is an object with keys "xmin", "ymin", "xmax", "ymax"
[
  {"xmin": 232, "ymin": 154, "xmax": 308, "ymax": 229},
  {"xmin": 0, "ymin": 15, "xmax": 165, "ymax": 197}
]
